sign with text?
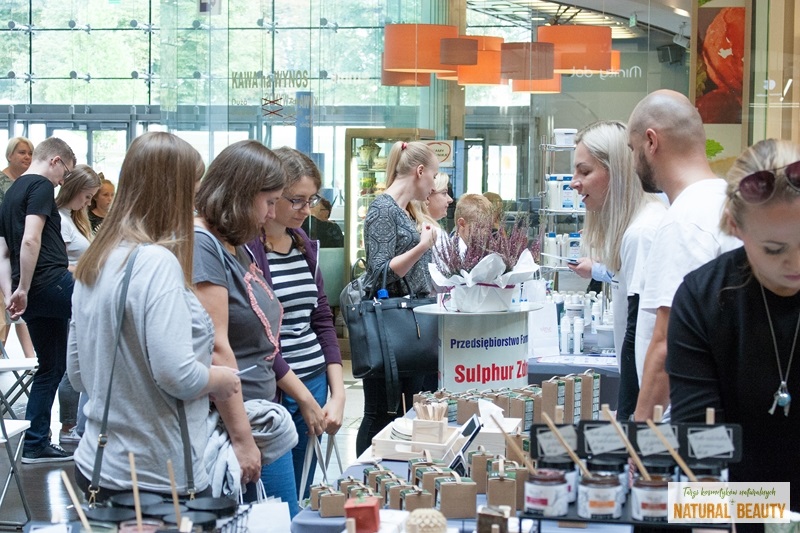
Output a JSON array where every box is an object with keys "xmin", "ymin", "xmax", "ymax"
[
  {"xmin": 439, "ymin": 313, "xmax": 528, "ymax": 392},
  {"xmin": 668, "ymin": 482, "xmax": 790, "ymax": 523}
]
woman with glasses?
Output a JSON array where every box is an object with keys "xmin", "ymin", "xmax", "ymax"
[
  {"xmin": 668, "ymin": 139, "xmax": 800, "ymax": 510},
  {"xmin": 194, "ymin": 141, "xmax": 322, "ymax": 515},
  {"xmin": 246, "ymin": 147, "xmax": 343, "ymax": 504}
]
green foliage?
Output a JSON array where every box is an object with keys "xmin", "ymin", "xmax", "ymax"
[{"xmin": 706, "ymin": 139, "xmax": 724, "ymax": 159}]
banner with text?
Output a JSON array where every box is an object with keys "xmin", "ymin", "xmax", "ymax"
[{"xmin": 668, "ymin": 482, "xmax": 790, "ymax": 524}]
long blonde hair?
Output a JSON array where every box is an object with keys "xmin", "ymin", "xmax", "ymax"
[
  {"xmin": 577, "ymin": 121, "xmax": 659, "ymax": 272},
  {"xmin": 75, "ymin": 132, "xmax": 203, "ymax": 286},
  {"xmin": 412, "ymin": 172, "xmax": 450, "ymax": 233},
  {"xmin": 385, "ymin": 141, "xmax": 437, "ymax": 224},
  {"xmin": 56, "ymin": 164, "xmax": 101, "ymax": 240}
]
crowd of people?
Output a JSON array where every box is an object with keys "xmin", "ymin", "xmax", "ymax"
[{"xmin": 1, "ymin": 86, "xmax": 798, "ymax": 517}]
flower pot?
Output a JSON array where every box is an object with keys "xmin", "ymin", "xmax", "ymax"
[{"xmin": 451, "ymin": 284, "xmax": 516, "ymax": 313}]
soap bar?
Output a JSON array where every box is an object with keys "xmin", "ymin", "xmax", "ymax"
[{"xmin": 344, "ymin": 496, "xmax": 381, "ymax": 533}]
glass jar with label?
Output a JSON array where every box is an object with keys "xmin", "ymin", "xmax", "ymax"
[
  {"xmin": 524, "ymin": 469, "xmax": 569, "ymax": 517},
  {"xmin": 640, "ymin": 457, "xmax": 676, "ymax": 481},
  {"xmin": 538, "ymin": 456, "xmax": 578, "ymax": 503},
  {"xmin": 631, "ymin": 474, "xmax": 669, "ymax": 522},
  {"xmin": 577, "ymin": 474, "xmax": 622, "ymax": 519},
  {"xmin": 587, "ymin": 456, "xmax": 628, "ymax": 504},
  {"xmin": 680, "ymin": 462, "xmax": 725, "ymax": 482}
]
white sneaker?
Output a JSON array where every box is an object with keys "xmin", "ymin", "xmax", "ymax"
[{"xmin": 59, "ymin": 428, "xmax": 81, "ymax": 448}]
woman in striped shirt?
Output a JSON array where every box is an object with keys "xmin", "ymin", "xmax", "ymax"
[{"xmin": 246, "ymin": 147, "xmax": 344, "ymax": 501}]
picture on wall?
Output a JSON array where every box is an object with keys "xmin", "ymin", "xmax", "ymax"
[{"xmin": 694, "ymin": 5, "xmax": 745, "ymax": 124}]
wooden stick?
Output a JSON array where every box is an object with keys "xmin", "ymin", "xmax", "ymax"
[
  {"xmin": 706, "ymin": 408, "xmax": 715, "ymax": 425},
  {"xmin": 166, "ymin": 459, "xmax": 182, "ymax": 525},
  {"xmin": 653, "ymin": 405, "xmax": 664, "ymax": 423},
  {"xmin": 541, "ymin": 412, "xmax": 592, "ymax": 478},
  {"xmin": 645, "ymin": 419, "xmax": 697, "ymax": 482},
  {"xmin": 490, "ymin": 415, "xmax": 537, "ymax": 476},
  {"xmin": 60, "ymin": 470, "xmax": 93, "ymax": 533},
  {"xmin": 129, "ymin": 452, "xmax": 143, "ymax": 533},
  {"xmin": 601, "ymin": 405, "xmax": 650, "ymax": 481},
  {"xmin": 401, "ymin": 392, "xmax": 407, "ymax": 416}
]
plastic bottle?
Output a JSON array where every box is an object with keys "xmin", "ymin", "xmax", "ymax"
[
  {"xmin": 561, "ymin": 177, "xmax": 574, "ymax": 210},
  {"xmin": 567, "ymin": 233, "xmax": 581, "ymax": 261},
  {"xmin": 603, "ymin": 309, "xmax": 614, "ymax": 326},
  {"xmin": 573, "ymin": 317, "xmax": 584, "ymax": 354},
  {"xmin": 591, "ymin": 302, "xmax": 601, "ymax": 334},
  {"xmin": 560, "ymin": 315, "xmax": 572, "ymax": 354},
  {"xmin": 583, "ymin": 294, "xmax": 592, "ymax": 324},
  {"xmin": 544, "ymin": 233, "xmax": 558, "ymax": 267},
  {"xmin": 556, "ymin": 234, "xmax": 565, "ymax": 265},
  {"xmin": 547, "ymin": 176, "xmax": 560, "ymax": 210}
]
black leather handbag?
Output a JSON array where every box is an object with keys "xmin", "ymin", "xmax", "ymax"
[{"xmin": 344, "ymin": 263, "xmax": 437, "ymax": 413}]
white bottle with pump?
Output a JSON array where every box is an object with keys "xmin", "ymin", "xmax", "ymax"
[
  {"xmin": 591, "ymin": 302, "xmax": 601, "ymax": 334},
  {"xmin": 573, "ymin": 317, "xmax": 584, "ymax": 354},
  {"xmin": 560, "ymin": 315, "xmax": 572, "ymax": 354}
]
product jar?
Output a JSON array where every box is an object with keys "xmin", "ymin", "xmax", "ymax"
[
  {"xmin": 640, "ymin": 457, "xmax": 676, "ymax": 481},
  {"xmin": 524, "ymin": 469, "xmax": 569, "ymax": 517},
  {"xmin": 577, "ymin": 474, "xmax": 622, "ymax": 519},
  {"xmin": 631, "ymin": 475, "xmax": 669, "ymax": 522},
  {"xmin": 587, "ymin": 456, "xmax": 627, "ymax": 506},
  {"xmin": 538, "ymin": 456, "xmax": 578, "ymax": 503},
  {"xmin": 680, "ymin": 463, "xmax": 725, "ymax": 482}
]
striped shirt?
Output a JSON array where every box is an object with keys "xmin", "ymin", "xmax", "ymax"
[{"xmin": 267, "ymin": 246, "xmax": 326, "ymax": 380}]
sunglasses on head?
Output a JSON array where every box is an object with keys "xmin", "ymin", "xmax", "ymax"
[{"xmin": 734, "ymin": 160, "xmax": 800, "ymax": 204}]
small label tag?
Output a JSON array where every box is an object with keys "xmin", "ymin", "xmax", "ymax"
[
  {"xmin": 637, "ymin": 423, "xmax": 680, "ymax": 456},
  {"xmin": 687, "ymin": 426, "xmax": 735, "ymax": 459},
  {"xmin": 537, "ymin": 425, "xmax": 578, "ymax": 456},
  {"xmin": 584, "ymin": 424, "xmax": 627, "ymax": 455}
]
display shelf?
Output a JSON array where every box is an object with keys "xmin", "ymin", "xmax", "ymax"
[
  {"xmin": 540, "ymin": 143, "xmax": 577, "ymax": 152},
  {"xmin": 540, "ymin": 208, "xmax": 586, "ymax": 215}
]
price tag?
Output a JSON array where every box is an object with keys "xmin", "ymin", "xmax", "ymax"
[
  {"xmin": 536, "ymin": 425, "xmax": 578, "ymax": 456},
  {"xmin": 584, "ymin": 424, "xmax": 627, "ymax": 455},
  {"xmin": 636, "ymin": 424, "xmax": 679, "ymax": 456},
  {"xmin": 687, "ymin": 425, "xmax": 735, "ymax": 459}
]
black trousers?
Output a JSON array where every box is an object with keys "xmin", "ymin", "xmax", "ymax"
[{"xmin": 616, "ymin": 294, "xmax": 641, "ymax": 421}]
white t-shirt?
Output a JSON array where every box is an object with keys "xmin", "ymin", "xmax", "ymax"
[
  {"xmin": 635, "ymin": 178, "xmax": 742, "ymax": 383},
  {"xmin": 610, "ymin": 200, "xmax": 667, "ymax": 358},
  {"xmin": 59, "ymin": 207, "xmax": 90, "ymax": 266}
]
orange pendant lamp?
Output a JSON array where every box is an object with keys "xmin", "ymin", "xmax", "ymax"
[
  {"xmin": 384, "ymin": 24, "xmax": 459, "ymax": 73},
  {"xmin": 511, "ymin": 74, "xmax": 562, "ymax": 93},
  {"xmin": 500, "ymin": 42, "xmax": 554, "ymax": 80},
  {"xmin": 457, "ymin": 36, "xmax": 504, "ymax": 85},
  {"xmin": 381, "ymin": 55, "xmax": 431, "ymax": 86},
  {"xmin": 440, "ymin": 37, "xmax": 478, "ymax": 66},
  {"xmin": 537, "ymin": 25, "xmax": 612, "ymax": 74},
  {"xmin": 610, "ymin": 50, "xmax": 622, "ymax": 73}
]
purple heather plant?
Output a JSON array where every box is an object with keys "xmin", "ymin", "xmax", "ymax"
[{"xmin": 433, "ymin": 213, "xmax": 533, "ymax": 278}]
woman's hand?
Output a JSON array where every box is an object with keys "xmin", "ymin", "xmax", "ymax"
[
  {"xmin": 299, "ymin": 397, "xmax": 327, "ymax": 437},
  {"xmin": 322, "ymin": 394, "xmax": 345, "ymax": 436},
  {"xmin": 419, "ymin": 224, "xmax": 436, "ymax": 250},
  {"xmin": 567, "ymin": 257, "xmax": 593, "ymax": 279},
  {"xmin": 231, "ymin": 438, "xmax": 262, "ymax": 486},
  {"xmin": 206, "ymin": 365, "xmax": 240, "ymax": 402}
]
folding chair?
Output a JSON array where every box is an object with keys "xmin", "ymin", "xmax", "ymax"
[
  {"xmin": 0, "ymin": 361, "xmax": 32, "ymax": 527},
  {"xmin": 0, "ymin": 343, "xmax": 37, "ymax": 419}
]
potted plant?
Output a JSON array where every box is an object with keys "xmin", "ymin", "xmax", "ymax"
[{"xmin": 429, "ymin": 214, "xmax": 539, "ymax": 312}]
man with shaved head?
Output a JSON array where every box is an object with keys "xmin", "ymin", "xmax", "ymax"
[{"xmin": 628, "ymin": 90, "xmax": 741, "ymax": 421}]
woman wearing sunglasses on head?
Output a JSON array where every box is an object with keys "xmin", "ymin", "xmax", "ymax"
[{"xmin": 668, "ymin": 139, "xmax": 800, "ymax": 512}]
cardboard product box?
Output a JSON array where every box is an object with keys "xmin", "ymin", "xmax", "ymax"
[
  {"xmin": 375, "ymin": 473, "xmax": 399, "ymax": 497},
  {"xmin": 339, "ymin": 477, "xmax": 364, "ymax": 496},
  {"xmin": 407, "ymin": 457, "xmax": 446, "ymax": 482},
  {"xmin": 457, "ymin": 395, "xmax": 483, "ymax": 425},
  {"xmin": 467, "ymin": 417, "xmax": 522, "ymax": 458},
  {"xmin": 467, "ymin": 449, "xmax": 494, "ymax": 494},
  {"xmin": 507, "ymin": 393, "xmax": 535, "ymax": 431},
  {"xmin": 384, "ymin": 480, "xmax": 410, "ymax": 509},
  {"xmin": 505, "ymin": 433, "xmax": 530, "ymax": 466},
  {"xmin": 415, "ymin": 466, "xmax": 453, "ymax": 494},
  {"xmin": 580, "ymin": 370, "xmax": 601, "ymax": 420},
  {"xmin": 541, "ymin": 378, "xmax": 565, "ymax": 422},
  {"xmin": 489, "ymin": 391, "xmax": 512, "ymax": 414},
  {"xmin": 309, "ymin": 484, "xmax": 334, "ymax": 511},
  {"xmin": 413, "ymin": 392, "xmax": 435, "ymax": 405},
  {"xmin": 435, "ymin": 476, "xmax": 478, "ymax": 519},
  {"xmin": 363, "ymin": 465, "xmax": 389, "ymax": 490},
  {"xmin": 348, "ymin": 484, "xmax": 375, "ymax": 499},
  {"xmin": 400, "ymin": 487, "xmax": 434, "ymax": 512},
  {"xmin": 516, "ymin": 388, "xmax": 543, "ymax": 424},
  {"xmin": 476, "ymin": 505, "xmax": 511, "ymax": 533},
  {"xmin": 562, "ymin": 375, "xmax": 583, "ymax": 425},
  {"xmin": 506, "ymin": 468, "xmax": 527, "ymax": 511},
  {"xmin": 344, "ymin": 496, "xmax": 381, "ymax": 533},
  {"xmin": 486, "ymin": 473, "xmax": 517, "ymax": 511},
  {"xmin": 319, "ymin": 491, "xmax": 346, "ymax": 517}
]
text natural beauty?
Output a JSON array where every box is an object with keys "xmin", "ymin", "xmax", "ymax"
[{"xmin": 672, "ymin": 503, "xmax": 787, "ymax": 520}]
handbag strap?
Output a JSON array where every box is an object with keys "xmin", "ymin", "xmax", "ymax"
[
  {"xmin": 88, "ymin": 247, "xmax": 196, "ymax": 504},
  {"xmin": 374, "ymin": 300, "xmax": 402, "ymax": 415},
  {"xmin": 298, "ymin": 436, "xmax": 330, "ymax": 503},
  {"xmin": 369, "ymin": 261, "xmax": 416, "ymax": 300},
  {"xmin": 89, "ymin": 247, "xmax": 140, "ymax": 506}
]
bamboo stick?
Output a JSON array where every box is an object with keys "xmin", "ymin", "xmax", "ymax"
[
  {"xmin": 601, "ymin": 405, "xmax": 650, "ymax": 481},
  {"xmin": 645, "ymin": 419, "xmax": 697, "ymax": 482},
  {"xmin": 541, "ymin": 412, "xmax": 592, "ymax": 478}
]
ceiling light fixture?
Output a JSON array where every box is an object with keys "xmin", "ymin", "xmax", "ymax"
[{"xmin": 384, "ymin": 24, "xmax": 459, "ymax": 73}]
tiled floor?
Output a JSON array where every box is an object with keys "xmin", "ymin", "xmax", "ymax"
[{"xmin": 0, "ymin": 326, "xmax": 366, "ymax": 525}]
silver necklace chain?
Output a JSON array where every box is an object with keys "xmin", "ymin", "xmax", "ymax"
[{"xmin": 760, "ymin": 282, "xmax": 800, "ymax": 416}]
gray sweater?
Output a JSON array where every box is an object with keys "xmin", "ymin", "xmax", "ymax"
[{"xmin": 68, "ymin": 244, "xmax": 214, "ymax": 494}]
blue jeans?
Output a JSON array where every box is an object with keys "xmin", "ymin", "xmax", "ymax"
[
  {"xmin": 58, "ymin": 372, "xmax": 80, "ymax": 426},
  {"xmin": 286, "ymin": 372, "xmax": 328, "ymax": 501},
  {"xmin": 22, "ymin": 269, "xmax": 73, "ymax": 453}
]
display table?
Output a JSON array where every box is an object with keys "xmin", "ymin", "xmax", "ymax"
[{"xmin": 415, "ymin": 303, "xmax": 542, "ymax": 393}]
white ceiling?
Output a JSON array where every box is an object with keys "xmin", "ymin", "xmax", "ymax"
[{"xmin": 466, "ymin": 0, "xmax": 692, "ymax": 41}]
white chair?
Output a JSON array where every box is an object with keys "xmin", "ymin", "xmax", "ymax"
[
  {"xmin": 0, "ymin": 364, "xmax": 32, "ymax": 527},
  {"xmin": 0, "ymin": 344, "xmax": 37, "ymax": 419}
]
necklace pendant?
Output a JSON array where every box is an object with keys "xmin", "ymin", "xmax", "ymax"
[{"xmin": 770, "ymin": 382, "xmax": 792, "ymax": 416}]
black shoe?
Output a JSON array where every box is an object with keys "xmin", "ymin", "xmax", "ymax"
[{"xmin": 22, "ymin": 443, "xmax": 74, "ymax": 464}]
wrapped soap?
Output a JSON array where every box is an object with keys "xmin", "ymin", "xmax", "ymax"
[
  {"xmin": 476, "ymin": 505, "xmax": 510, "ymax": 533},
  {"xmin": 384, "ymin": 480, "xmax": 410, "ymax": 509},
  {"xmin": 363, "ymin": 464, "xmax": 387, "ymax": 490},
  {"xmin": 400, "ymin": 486, "xmax": 434, "ymax": 512},
  {"xmin": 344, "ymin": 495, "xmax": 381, "ymax": 533},
  {"xmin": 339, "ymin": 476, "xmax": 361, "ymax": 496},
  {"xmin": 319, "ymin": 491, "xmax": 346, "ymax": 517},
  {"xmin": 375, "ymin": 472, "xmax": 399, "ymax": 496},
  {"xmin": 309, "ymin": 483, "xmax": 333, "ymax": 511},
  {"xmin": 467, "ymin": 447, "xmax": 494, "ymax": 493},
  {"xmin": 435, "ymin": 473, "xmax": 478, "ymax": 519},
  {"xmin": 457, "ymin": 395, "xmax": 482, "ymax": 424},
  {"xmin": 415, "ymin": 466, "xmax": 453, "ymax": 494},
  {"xmin": 408, "ymin": 455, "xmax": 446, "ymax": 482}
]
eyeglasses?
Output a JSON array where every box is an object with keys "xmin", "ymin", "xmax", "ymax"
[
  {"xmin": 282, "ymin": 194, "xmax": 322, "ymax": 210},
  {"xmin": 735, "ymin": 160, "xmax": 800, "ymax": 204},
  {"xmin": 56, "ymin": 158, "xmax": 72, "ymax": 179}
]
